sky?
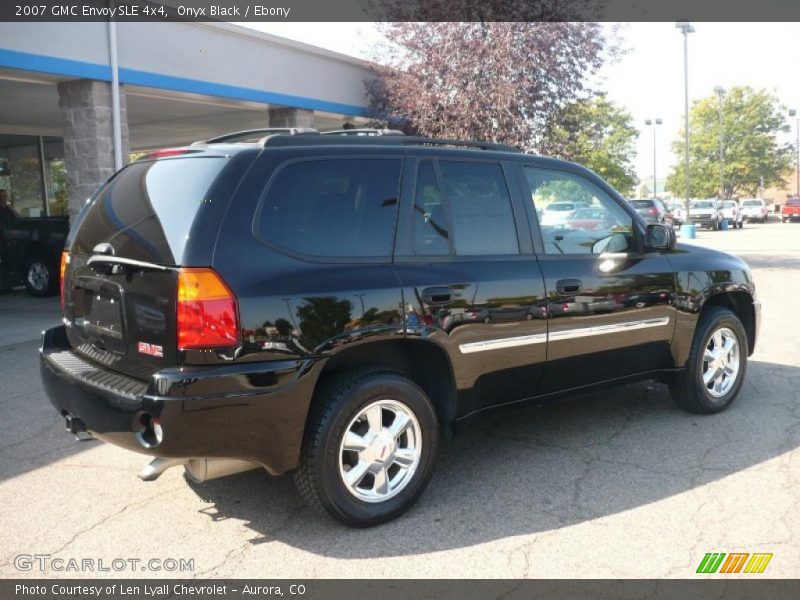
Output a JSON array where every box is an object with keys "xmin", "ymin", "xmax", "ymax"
[{"xmin": 240, "ymin": 22, "xmax": 800, "ymax": 184}]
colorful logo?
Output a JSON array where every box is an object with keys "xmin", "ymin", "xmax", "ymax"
[{"xmin": 696, "ymin": 552, "xmax": 773, "ymax": 574}]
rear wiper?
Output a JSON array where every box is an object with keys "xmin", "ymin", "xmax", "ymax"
[{"xmin": 86, "ymin": 255, "xmax": 176, "ymax": 272}]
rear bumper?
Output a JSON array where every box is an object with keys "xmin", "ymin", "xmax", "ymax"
[{"xmin": 39, "ymin": 325, "xmax": 317, "ymax": 474}]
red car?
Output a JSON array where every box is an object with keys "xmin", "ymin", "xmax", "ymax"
[
  {"xmin": 782, "ymin": 198, "xmax": 800, "ymax": 223},
  {"xmin": 567, "ymin": 207, "xmax": 608, "ymax": 230}
]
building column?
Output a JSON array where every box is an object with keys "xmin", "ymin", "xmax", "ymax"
[
  {"xmin": 268, "ymin": 107, "xmax": 315, "ymax": 129},
  {"xmin": 57, "ymin": 79, "xmax": 130, "ymax": 219}
]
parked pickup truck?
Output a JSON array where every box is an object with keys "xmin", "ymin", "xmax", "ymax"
[
  {"xmin": 689, "ymin": 200, "xmax": 722, "ymax": 230},
  {"xmin": 0, "ymin": 208, "xmax": 69, "ymax": 296},
  {"xmin": 740, "ymin": 198, "xmax": 769, "ymax": 223},
  {"xmin": 782, "ymin": 197, "xmax": 800, "ymax": 223}
]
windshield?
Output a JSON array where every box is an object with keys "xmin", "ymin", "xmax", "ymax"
[
  {"xmin": 692, "ymin": 201, "xmax": 714, "ymax": 209},
  {"xmin": 787, "ymin": 198, "xmax": 800, "ymax": 206},
  {"xmin": 742, "ymin": 200, "xmax": 761, "ymax": 206},
  {"xmin": 573, "ymin": 208, "xmax": 605, "ymax": 219},
  {"xmin": 546, "ymin": 203, "xmax": 575, "ymax": 212},
  {"xmin": 722, "ymin": 201, "xmax": 737, "ymax": 208}
]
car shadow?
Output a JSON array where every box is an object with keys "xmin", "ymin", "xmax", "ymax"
[
  {"xmin": 0, "ymin": 339, "xmax": 98, "ymax": 483},
  {"xmin": 186, "ymin": 358, "xmax": 800, "ymax": 557}
]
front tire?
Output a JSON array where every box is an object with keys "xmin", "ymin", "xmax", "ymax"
[
  {"xmin": 670, "ymin": 306, "xmax": 748, "ymax": 414},
  {"xmin": 295, "ymin": 369, "xmax": 439, "ymax": 527}
]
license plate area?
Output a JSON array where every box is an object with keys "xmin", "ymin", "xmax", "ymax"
[{"xmin": 73, "ymin": 278, "xmax": 127, "ymax": 353}]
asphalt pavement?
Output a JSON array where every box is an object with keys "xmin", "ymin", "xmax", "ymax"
[{"xmin": 0, "ymin": 221, "xmax": 797, "ymax": 578}]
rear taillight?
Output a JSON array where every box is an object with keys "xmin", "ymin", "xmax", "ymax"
[
  {"xmin": 59, "ymin": 251, "xmax": 69, "ymax": 312},
  {"xmin": 176, "ymin": 268, "xmax": 240, "ymax": 350},
  {"xmin": 649, "ymin": 207, "xmax": 658, "ymax": 215}
]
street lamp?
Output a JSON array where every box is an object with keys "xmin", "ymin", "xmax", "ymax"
[
  {"xmin": 644, "ymin": 118, "xmax": 662, "ymax": 198},
  {"xmin": 790, "ymin": 109, "xmax": 799, "ymax": 197},
  {"xmin": 714, "ymin": 86, "xmax": 725, "ymax": 198},
  {"xmin": 676, "ymin": 21, "xmax": 695, "ymax": 211}
]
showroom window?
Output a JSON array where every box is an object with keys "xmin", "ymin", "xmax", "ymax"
[{"xmin": 0, "ymin": 134, "xmax": 66, "ymax": 217}]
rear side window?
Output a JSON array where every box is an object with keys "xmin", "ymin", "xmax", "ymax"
[
  {"xmin": 255, "ymin": 158, "xmax": 401, "ymax": 259},
  {"xmin": 412, "ymin": 160, "xmax": 519, "ymax": 256},
  {"xmin": 71, "ymin": 157, "xmax": 228, "ymax": 264}
]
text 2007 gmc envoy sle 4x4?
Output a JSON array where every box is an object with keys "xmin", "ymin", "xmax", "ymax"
[{"xmin": 40, "ymin": 129, "xmax": 760, "ymax": 527}]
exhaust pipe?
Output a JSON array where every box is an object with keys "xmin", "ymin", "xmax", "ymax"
[
  {"xmin": 184, "ymin": 458, "xmax": 259, "ymax": 483},
  {"xmin": 138, "ymin": 457, "xmax": 259, "ymax": 482}
]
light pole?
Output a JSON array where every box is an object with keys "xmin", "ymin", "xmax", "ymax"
[
  {"xmin": 790, "ymin": 109, "xmax": 800, "ymax": 197},
  {"xmin": 644, "ymin": 118, "xmax": 662, "ymax": 198},
  {"xmin": 676, "ymin": 21, "xmax": 695, "ymax": 211},
  {"xmin": 714, "ymin": 86, "xmax": 725, "ymax": 198}
]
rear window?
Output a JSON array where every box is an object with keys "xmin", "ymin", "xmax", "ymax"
[
  {"xmin": 630, "ymin": 200, "xmax": 654, "ymax": 208},
  {"xmin": 692, "ymin": 201, "xmax": 714, "ymax": 209},
  {"xmin": 742, "ymin": 200, "xmax": 762, "ymax": 206},
  {"xmin": 787, "ymin": 198, "xmax": 800, "ymax": 206},
  {"xmin": 255, "ymin": 158, "xmax": 401, "ymax": 259},
  {"xmin": 71, "ymin": 157, "xmax": 228, "ymax": 263}
]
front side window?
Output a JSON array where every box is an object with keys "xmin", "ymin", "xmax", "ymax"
[
  {"xmin": 412, "ymin": 160, "xmax": 519, "ymax": 256},
  {"xmin": 255, "ymin": 158, "xmax": 401, "ymax": 259},
  {"xmin": 524, "ymin": 167, "xmax": 634, "ymax": 255}
]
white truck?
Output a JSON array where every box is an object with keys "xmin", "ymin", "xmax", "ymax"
[
  {"xmin": 740, "ymin": 198, "xmax": 768, "ymax": 223},
  {"xmin": 719, "ymin": 200, "xmax": 744, "ymax": 229}
]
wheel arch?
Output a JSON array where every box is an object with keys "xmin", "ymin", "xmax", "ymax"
[
  {"xmin": 307, "ymin": 338, "xmax": 458, "ymax": 439},
  {"xmin": 700, "ymin": 290, "xmax": 756, "ymax": 355}
]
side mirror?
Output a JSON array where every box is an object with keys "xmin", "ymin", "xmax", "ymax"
[
  {"xmin": 591, "ymin": 232, "xmax": 629, "ymax": 255},
  {"xmin": 645, "ymin": 223, "xmax": 676, "ymax": 251}
]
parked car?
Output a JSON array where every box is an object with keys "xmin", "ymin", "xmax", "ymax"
[
  {"xmin": 567, "ymin": 206, "xmax": 608, "ymax": 230},
  {"xmin": 40, "ymin": 128, "xmax": 760, "ymax": 527},
  {"xmin": 0, "ymin": 203, "xmax": 69, "ymax": 296},
  {"xmin": 782, "ymin": 197, "xmax": 800, "ymax": 223},
  {"xmin": 740, "ymin": 198, "xmax": 769, "ymax": 223},
  {"xmin": 539, "ymin": 201, "xmax": 578, "ymax": 227},
  {"xmin": 666, "ymin": 201, "xmax": 687, "ymax": 227},
  {"xmin": 628, "ymin": 198, "xmax": 671, "ymax": 225},
  {"xmin": 719, "ymin": 200, "xmax": 744, "ymax": 229},
  {"xmin": 689, "ymin": 200, "xmax": 723, "ymax": 230}
]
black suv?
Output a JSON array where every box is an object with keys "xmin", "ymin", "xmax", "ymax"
[{"xmin": 40, "ymin": 129, "xmax": 760, "ymax": 527}]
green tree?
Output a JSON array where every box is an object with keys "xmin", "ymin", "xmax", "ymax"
[
  {"xmin": 666, "ymin": 87, "xmax": 792, "ymax": 199},
  {"xmin": 544, "ymin": 96, "xmax": 639, "ymax": 194}
]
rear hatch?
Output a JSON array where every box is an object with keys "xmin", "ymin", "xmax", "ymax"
[
  {"xmin": 629, "ymin": 199, "xmax": 657, "ymax": 218},
  {"xmin": 63, "ymin": 154, "xmax": 232, "ymax": 380}
]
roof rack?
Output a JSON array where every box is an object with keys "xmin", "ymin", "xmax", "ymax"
[
  {"xmin": 196, "ymin": 128, "xmax": 319, "ymax": 145},
  {"xmin": 262, "ymin": 135, "xmax": 519, "ymax": 152},
  {"xmin": 320, "ymin": 128, "xmax": 405, "ymax": 137}
]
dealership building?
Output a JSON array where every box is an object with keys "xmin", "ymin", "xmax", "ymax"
[{"xmin": 0, "ymin": 21, "xmax": 372, "ymax": 218}]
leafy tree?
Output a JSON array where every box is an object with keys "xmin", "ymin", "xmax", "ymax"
[
  {"xmin": 544, "ymin": 96, "xmax": 639, "ymax": 194},
  {"xmin": 666, "ymin": 87, "xmax": 792, "ymax": 199},
  {"xmin": 365, "ymin": 22, "xmax": 611, "ymax": 153}
]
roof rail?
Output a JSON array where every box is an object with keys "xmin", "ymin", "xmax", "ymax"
[
  {"xmin": 261, "ymin": 135, "xmax": 519, "ymax": 152},
  {"xmin": 197, "ymin": 128, "xmax": 319, "ymax": 145},
  {"xmin": 320, "ymin": 128, "xmax": 406, "ymax": 137}
]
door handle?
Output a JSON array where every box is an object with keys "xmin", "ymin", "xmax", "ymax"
[
  {"xmin": 556, "ymin": 279, "xmax": 583, "ymax": 295},
  {"xmin": 421, "ymin": 286, "xmax": 454, "ymax": 305}
]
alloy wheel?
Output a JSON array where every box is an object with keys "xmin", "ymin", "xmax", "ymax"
[
  {"xmin": 702, "ymin": 327, "xmax": 740, "ymax": 398},
  {"xmin": 338, "ymin": 399, "xmax": 422, "ymax": 503}
]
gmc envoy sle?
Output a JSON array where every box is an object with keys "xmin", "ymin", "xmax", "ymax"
[{"xmin": 40, "ymin": 129, "xmax": 760, "ymax": 526}]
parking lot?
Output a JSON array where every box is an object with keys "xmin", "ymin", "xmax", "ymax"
[{"xmin": 0, "ymin": 221, "xmax": 798, "ymax": 579}]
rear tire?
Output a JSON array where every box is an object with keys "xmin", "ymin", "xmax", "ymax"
[
  {"xmin": 24, "ymin": 257, "xmax": 57, "ymax": 297},
  {"xmin": 670, "ymin": 306, "xmax": 747, "ymax": 414},
  {"xmin": 295, "ymin": 369, "xmax": 439, "ymax": 527}
]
